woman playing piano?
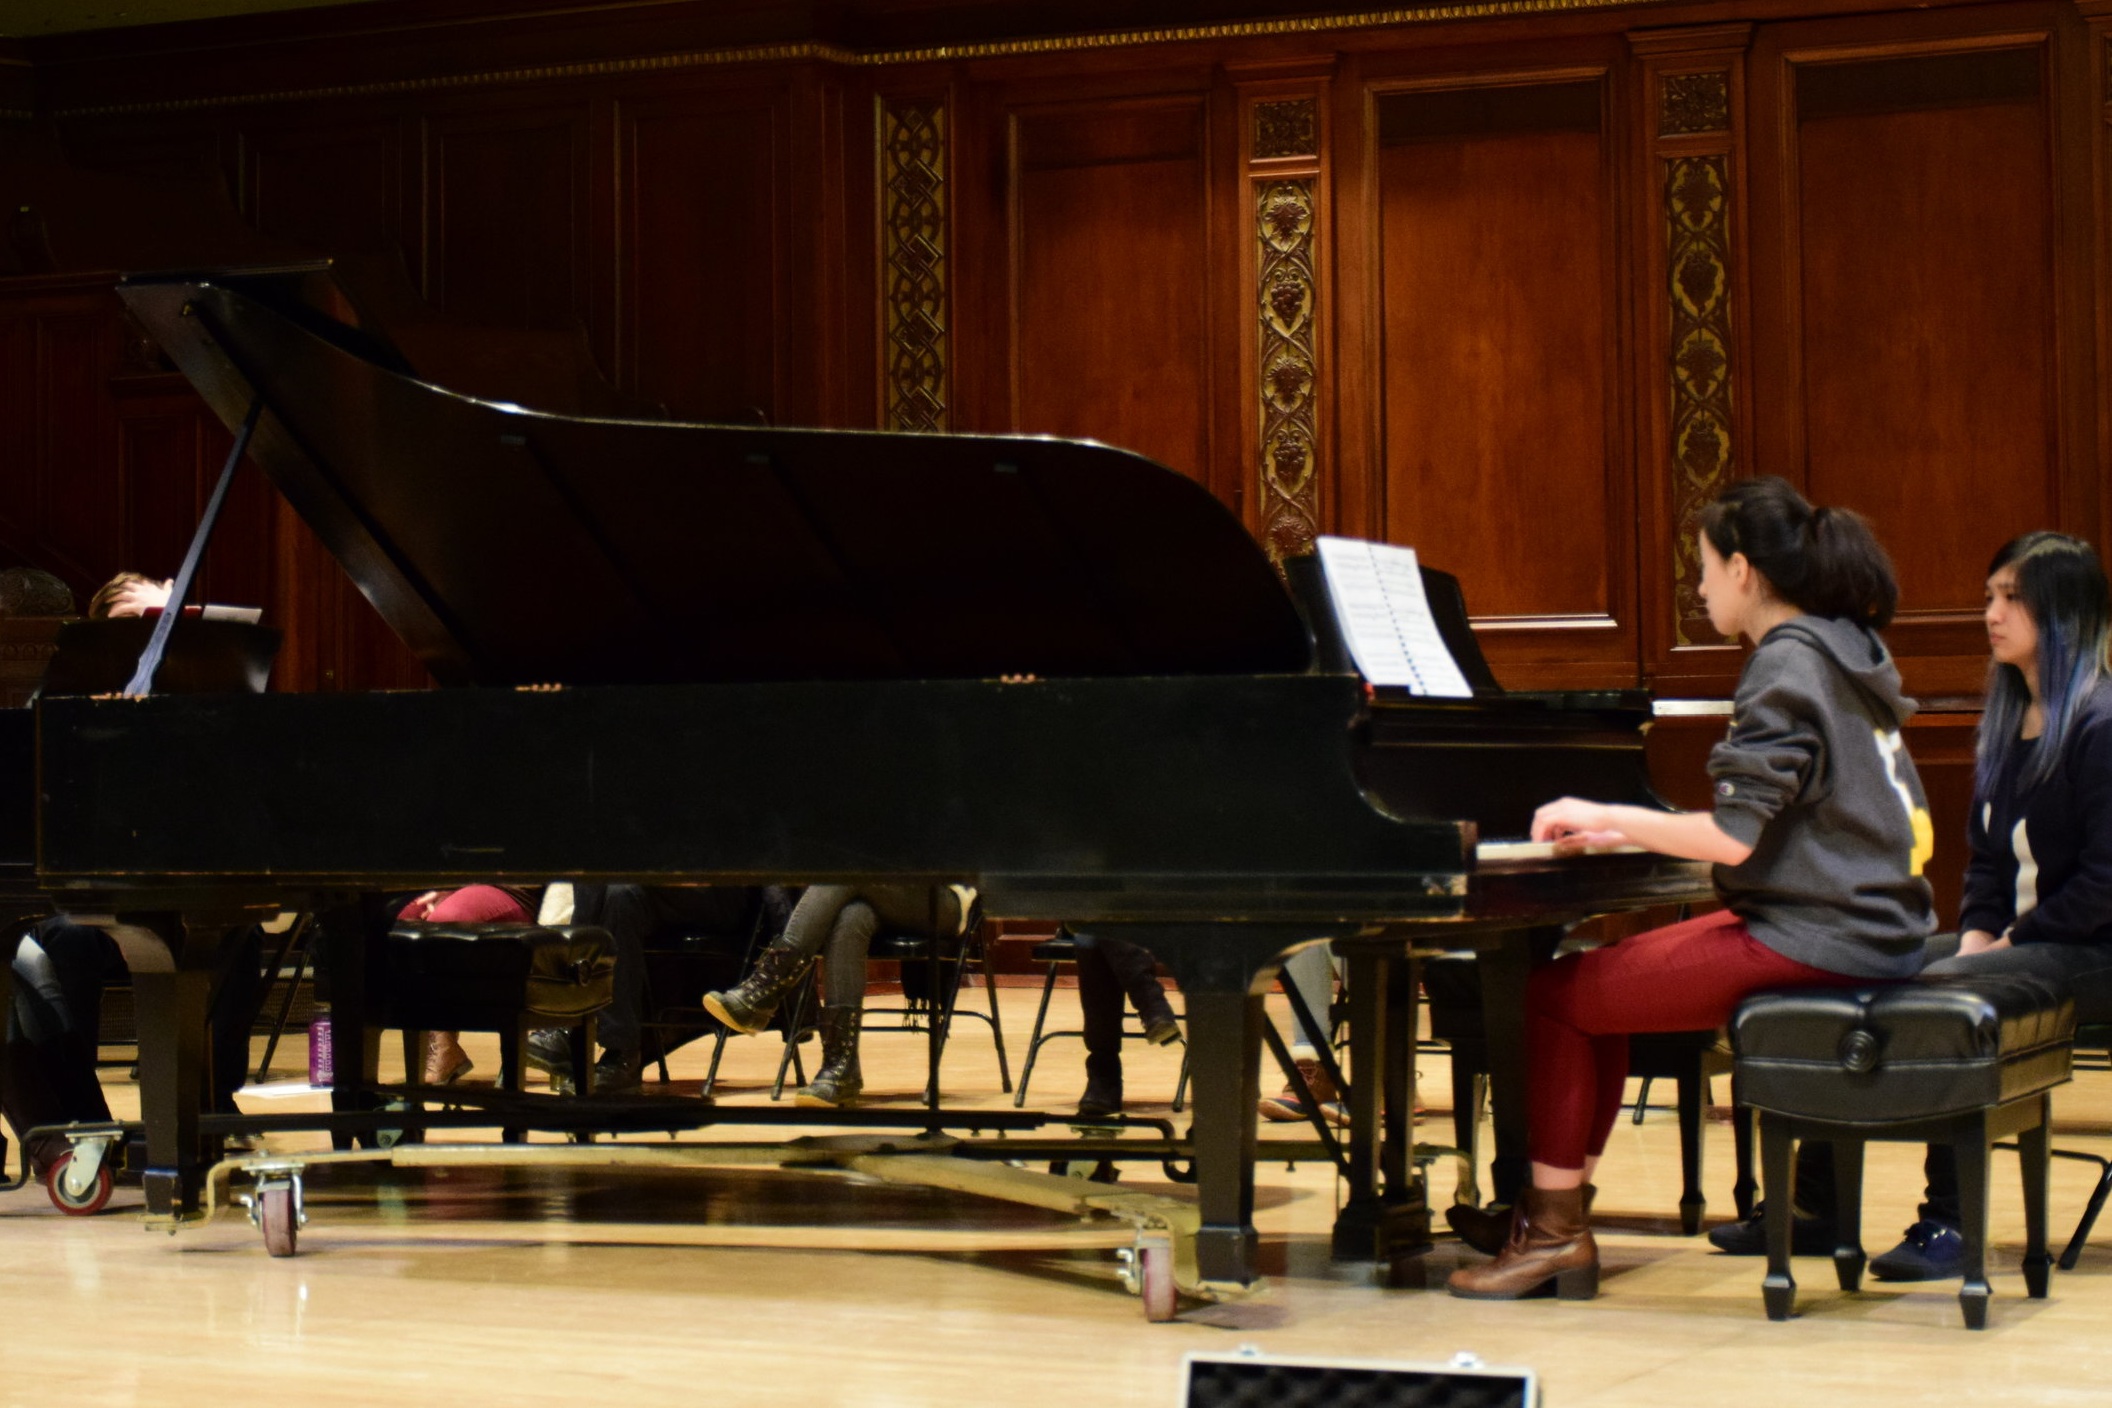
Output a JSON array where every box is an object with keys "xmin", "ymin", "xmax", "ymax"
[{"xmin": 1448, "ymin": 475, "xmax": 1936, "ymax": 1301}]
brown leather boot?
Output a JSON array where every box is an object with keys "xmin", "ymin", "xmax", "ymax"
[
  {"xmin": 1446, "ymin": 1183, "xmax": 1596, "ymax": 1256},
  {"xmin": 422, "ymin": 1032, "xmax": 473, "ymax": 1086},
  {"xmin": 1256, "ymin": 1057, "xmax": 1349, "ymax": 1128},
  {"xmin": 704, "ymin": 943, "xmax": 815, "ymax": 1035},
  {"xmin": 1446, "ymin": 1184, "xmax": 1599, "ymax": 1300}
]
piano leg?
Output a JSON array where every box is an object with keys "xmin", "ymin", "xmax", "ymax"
[
  {"xmin": 1478, "ymin": 925, "xmax": 1563, "ymax": 1208},
  {"xmin": 1096, "ymin": 924, "xmax": 1342, "ymax": 1290},
  {"xmin": 1331, "ymin": 942, "xmax": 1432, "ymax": 1278},
  {"xmin": 318, "ymin": 898, "xmax": 387, "ymax": 1147},
  {"xmin": 98, "ymin": 912, "xmax": 228, "ymax": 1217}
]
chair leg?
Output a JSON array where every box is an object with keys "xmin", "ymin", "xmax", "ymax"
[
  {"xmin": 1171, "ymin": 1037, "xmax": 1191, "ymax": 1114},
  {"xmin": 2020, "ymin": 1092, "xmax": 2052, "ymax": 1298},
  {"xmin": 1831, "ymin": 1138, "xmax": 1866, "ymax": 1292},
  {"xmin": 1761, "ymin": 1113, "xmax": 1797, "ymax": 1321},
  {"xmin": 1676, "ymin": 1065, "xmax": 1707, "ymax": 1235},
  {"xmin": 701, "ymin": 1026, "xmax": 729, "ymax": 1097},
  {"xmin": 1732, "ymin": 1102, "xmax": 1758, "ymax": 1222},
  {"xmin": 1013, "ymin": 961, "xmax": 1061, "ymax": 1109},
  {"xmin": 569, "ymin": 1019, "xmax": 595, "ymax": 1098},
  {"xmin": 1632, "ymin": 1074, "xmax": 1653, "ymax": 1126},
  {"xmin": 2057, "ymin": 1153, "xmax": 2112, "ymax": 1271},
  {"xmin": 1955, "ymin": 1116, "xmax": 1993, "ymax": 1330},
  {"xmin": 980, "ymin": 946, "xmax": 1012, "ymax": 1094},
  {"xmin": 772, "ymin": 971, "xmax": 814, "ymax": 1100},
  {"xmin": 401, "ymin": 1029, "xmax": 425, "ymax": 1090},
  {"xmin": 500, "ymin": 1023, "xmax": 527, "ymax": 1144}
]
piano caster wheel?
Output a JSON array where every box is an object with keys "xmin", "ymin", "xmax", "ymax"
[
  {"xmin": 247, "ymin": 1173, "xmax": 307, "ymax": 1258},
  {"xmin": 45, "ymin": 1152, "xmax": 113, "ymax": 1217},
  {"xmin": 1120, "ymin": 1235, "xmax": 1178, "ymax": 1322}
]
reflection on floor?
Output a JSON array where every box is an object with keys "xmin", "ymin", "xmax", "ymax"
[{"xmin": 4, "ymin": 983, "xmax": 2111, "ymax": 1407}]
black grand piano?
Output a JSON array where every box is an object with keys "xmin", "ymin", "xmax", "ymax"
[{"xmin": 28, "ymin": 264, "xmax": 1713, "ymax": 1291}]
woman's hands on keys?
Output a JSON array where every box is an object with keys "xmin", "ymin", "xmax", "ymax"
[{"xmin": 1531, "ymin": 798, "xmax": 1630, "ymax": 853}]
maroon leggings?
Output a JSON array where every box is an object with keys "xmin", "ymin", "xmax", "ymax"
[{"xmin": 1526, "ymin": 909, "xmax": 1845, "ymax": 1170}]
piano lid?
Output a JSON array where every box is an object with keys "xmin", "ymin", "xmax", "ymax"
[{"xmin": 118, "ymin": 267, "xmax": 1312, "ymax": 689}]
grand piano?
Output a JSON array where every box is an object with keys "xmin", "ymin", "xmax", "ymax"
[{"xmin": 30, "ymin": 263, "xmax": 1714, "ymax": 1292}]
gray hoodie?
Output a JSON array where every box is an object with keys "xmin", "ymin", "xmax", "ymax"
[{"xmin": 1707, "ymin": 614, "xmax": 1935, "ymax": 979}]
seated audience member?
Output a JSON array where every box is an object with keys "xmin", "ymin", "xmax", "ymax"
[
  {"xmin": 397, "ymin": 885, "xmax": 541, "ymax": 1085},
  {"xmin": 705, "ymin": 884, "xmax": 972, "ymax": 1107},
  {"xmin": 525, "ymin": 884, "xmax": 795, "ymax": 1094},
  {"xmin": 4, "ymin": 915, "xmax": 260, "ymax": 1172},
  {"xmin": 1072, "ymin": 931, "xmax": 1179, "ymax": 1119},
  {"xmin": 1258, "ymin": 943, "xmax": 1346, "ymax": 1126},
  {"xmin": 1712, "ymin": 531, "xmax": 2112, "ymax": 1279}
]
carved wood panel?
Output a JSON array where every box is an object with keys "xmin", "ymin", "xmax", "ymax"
[{"xmin": 1371, "ymin": 73, "xmax": 1635, "ymax": 688}]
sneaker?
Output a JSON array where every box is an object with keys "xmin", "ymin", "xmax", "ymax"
[
  {"xmin": 588, "ymin": 1050, "xmax": 644, "ymax": 1096},
  {"xmin": 1869, "ymin": 1219, "xmax": 1965, "ymax": 1282},
  {"xmin": 1136, "ymin": 996, "xmax": 1181, "ymax": 1047},
  {"xmin": 525, "ymin": 1029, "xmax": 574, "ymax": 1091},
  {"xmin": 1257, "ymin": 1058, "xmax": 1349, "ymax": 1128},
  {"xmin": 1706, "ymin": 1202, "xmax": 1838, "ymax": 1257}
]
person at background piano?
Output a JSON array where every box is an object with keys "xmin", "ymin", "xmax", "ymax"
[
  {"xmin": 1709, "ymin": 531, "xmax": 2112, "ymax": 1279},
  {"xmin": 1447, "ymin": 475, "xmax": 1935, "ymax": 1302},
  {"xmin": 1, "ymin": 572, "xmax": 256, "ymax": 1173},
  {"xmin": 704, "ymin": 884, "xmax": 974, "ymax": 1107}
]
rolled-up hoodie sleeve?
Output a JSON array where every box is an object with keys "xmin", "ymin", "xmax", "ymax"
[{"xmin": 1707, "ymin": 653, "xmax": 1823, "ymax": 848}]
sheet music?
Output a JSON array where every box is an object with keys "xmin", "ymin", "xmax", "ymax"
[{"xmin": 1315, "ymin": 536, "xmax": 1474, "ymax": 697}]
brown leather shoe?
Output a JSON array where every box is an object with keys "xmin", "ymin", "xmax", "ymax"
[
  {"xmin": 422, "ymin": 1032, "xmax": 472, "ymax": 1086},
  {"xmin": 1446, "ymin": 1183, "xmax": 1595, "ymax": 1256},
  {"xmin": 1446, "ymin": 1184, "xmax": 1599, "ymax": 1301}
]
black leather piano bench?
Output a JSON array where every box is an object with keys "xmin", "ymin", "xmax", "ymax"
[
  {"xmin": 1731, "ymin": 975, "xmax": 2074, "ymax": 1329},
  {"xmin": 378, "ymin": 923, "xmax": 616, "ymax": 1129}
]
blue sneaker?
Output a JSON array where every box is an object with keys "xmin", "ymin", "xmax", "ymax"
[{"xmin": 1869, "ymin": 1219, "xmax": 1965, "ymax": 1281}]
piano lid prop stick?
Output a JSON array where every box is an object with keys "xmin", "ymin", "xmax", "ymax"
[{"xmin": 123, "ymin": 396, "xmax": 264, "ymax": 698}]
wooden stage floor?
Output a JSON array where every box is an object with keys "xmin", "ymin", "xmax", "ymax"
[{"xmin": 4, "ymin": 983, "xmax": 2111, "ymax": 1407}]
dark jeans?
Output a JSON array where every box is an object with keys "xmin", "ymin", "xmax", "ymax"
[
  {"xmin": 1074, "ymin": 933, "xmax": 1167, "ymax": 1085},
  {"xmin": 1791, "ymin": 934, "xmax": 2112, "ymax": 1226}
]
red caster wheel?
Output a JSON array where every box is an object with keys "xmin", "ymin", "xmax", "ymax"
[
  {"xmin": 258, "ymin": 1185, "xmax": 299, "ymax": 1257},
  {"xmin": 45, "ymin": 1152, "xmax": 114, "ymax": 1217}
]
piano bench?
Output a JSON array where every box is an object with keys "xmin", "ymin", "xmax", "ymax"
[
  {"xmin": 378, "ymin": 923, "xmax": 616, "ymax": 1122},
  {"xmin": 1731, "ymin": 975, "xmax": 2074, "ymax": 1328}
]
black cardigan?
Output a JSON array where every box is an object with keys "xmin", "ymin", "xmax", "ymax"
[{"xmin": 1960, "ymin": 679, "xmax": 2112, "ymax": 947}]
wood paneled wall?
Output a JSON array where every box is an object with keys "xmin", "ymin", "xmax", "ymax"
[{"xmin": 0, "ymin": 0, "xmax": 2105, "ymax": 775}]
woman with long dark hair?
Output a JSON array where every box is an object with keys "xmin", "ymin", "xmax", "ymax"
[
  {"xmin": 1447, "ymin": 476, "xmax": 1936, "ymax": 1301},
  {"xmin": 1711, "ymin": 531, "xmax": 2112, "ymax": 1277}
]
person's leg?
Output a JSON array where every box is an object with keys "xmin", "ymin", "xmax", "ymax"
[
  {"xmin": 418, "ymin": 886, "xmax": 537, "ymax": 1083},
  {"xmin": 1100, "ymin": 936, "xmax": 1178, "ymax": 1043},
  {"xmin": 801, "ymin": 897, "xmax": 884, "ymax": 1107},
  {"xmin": 1073, "ymin": 934, "xmax": 1127, "ymax": 1117},
  {"xmin": 1453, "ymin": 911, "xmax": 1841, "ymax": 1300},
  {"xmin": 704, "ymin": 885, "xmax": 856, "ymax": 1035},
  {"xmin": 1259, "ymin": 943, "xmax": 1345, "ymax": 1125}
]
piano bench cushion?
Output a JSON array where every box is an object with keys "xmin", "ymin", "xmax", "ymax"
[
  {"xmin": 1732, "ymin": 975, "xmax": 2074, "ymax": 1126},
  {"xmin": 381, "ymin": 923, "xmax": 616, "ymax": 1027}
]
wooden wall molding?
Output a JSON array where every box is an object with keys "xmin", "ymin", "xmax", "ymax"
[
  {"xmin": 42, "ymin": 2, "xmax": 1670, "ymax": 120},
  {"xmin": 878, "ymin": 92, "xmax": 950, "ymax": 432},
  {"xmin": 1631, "ymin": 24, "xmax": 1752, "ymax": 694},
  {"xmin": 1242, "ymin": 82, "xmax": 1328, "ymax": 563}
]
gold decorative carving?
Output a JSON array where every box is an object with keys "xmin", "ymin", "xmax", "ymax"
[
  {"xmin": 1659, "ymin": 72, "xmax": 1731, "ymax": 135},
  {"xmin": 1254, "ymin": 99, "xmax": 1317, "ymax": 159},
  {"xmin": 879, "ymin": 97, "xmax": 948, "ymax": 433},
  {"xmin": 1666, "ymin": 155, "xmax": 1736, "ymax": 646},
  {"xmin": 1257, "ymin": 179, "xmax": 1319, "ymax": 564},
  {"xmin": 56, "ymin": 0, "xmax": 1671, "ymax": 118}
]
